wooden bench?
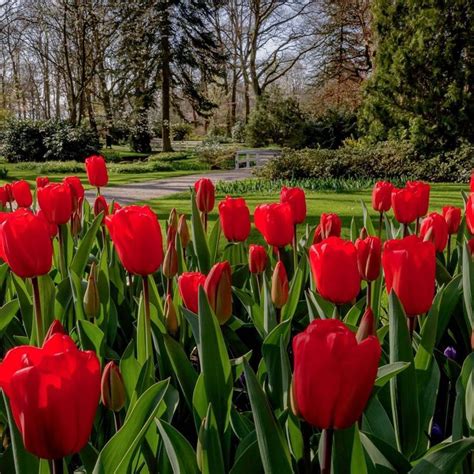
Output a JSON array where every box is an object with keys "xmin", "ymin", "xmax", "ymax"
[
  {"xmin": 150, "ymin": 139, "xmax": 201, "ymax": 151},
  {"xmin": 234, "ymin": 149, "xmax": 281, "ymax": 169}
]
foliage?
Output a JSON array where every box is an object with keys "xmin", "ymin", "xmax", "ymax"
[
  {"xmin": 231, "ymin": 120, "xmax": 246, "ymax": 143},
  {"xmin": 259, "ymin": 141, "xmax": 474, "ymax": 183},
  {"xmin": 195, "ymin": 142, "xmax": 238, "ymax": 170},
  {"xmin": 129, "ymin": 121, "xmax": 152, "ymax": 153},
  {"xmin": 2, "ymin": 120, "xmax": 100, "ymax": 163},
  {"xmin": 152, "ymin": 122, "xmax": 193, "ymax": 141},
  {"xmin": 360, "ymin": 0, "xmax": 474, "ymax": 150}
]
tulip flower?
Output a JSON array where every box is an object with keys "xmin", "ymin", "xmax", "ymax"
[
  {"xmin": 63, "ymin": 176, "xmax": 85, "ymax": 212},
  {"xmin": 44, "ymin": 319, "xmax": 66, "ymax": 341},
  {"xmin": 254, "ymin": 203, "xmax": 293, "ymax": 249},
  {"xmin": 0, "ymin": 186, "xmax": 7, "ymax": 209},
  {"xmin": 163, "ymin": 241, "xmax": 178, "ymax": 295},
  {"xmin": 85, "ymin": 155, "xmax": 108, "ymax": 190},
  {"xmin": 167, "ymin": 208, "xmax": 178, "ymax": 243},
  {"xmin": 4, "ymin": 183, "xmax": 14, "ymax": 204},
  {"xmin": 204, "ymin": 261, "xmax": 232, "ymax": 325},
  {"xmin": 391, "ymin": 187, "xmax": 418, "ymax": 231},
  {"xmin": 94, "ymin": 195, "xmax": 109, "ymax": 217},
  {"xmin": 313, "ymin": 213, "xmax": 342, "ymax": 244},
  {"xmin": 292, "ymin": 319, "xmax": 380, "ymax": 472},
  {"xmin": 0, "ymin": 327, "xmax": 101, "ymax": 460},
  {"xmin": 468, "ymin": 238, "xmax": 474, "ymax": 257},
  {"xmin": 37, "ymin": 210, "xmax": 58, "ymax": 238},
  {"xmin": 249, "ymin": 244, "xmax": 267, "ymax": 274},
  {"xmin": 271, "ymin": 261, "xmax": 289, "ymax": 312},
  {"xmin": 471, "ymin": 172, "xmax": 474, "ymax": 192},
  {"xmin": 218, "ymin": 196, "xmax": 251, "ymax": 242},
  {"xmin": 372, "ymin": 181, "xmax": 393, "ymax": 213},
  {"xmin": 420, "ymin": 212, "xmax": 448, "ymax": 253},
  {"xmin": 442, "ymin": 206, "xmax": 462, "ymax": 235},
  {"xmin": 466, "ymin": 194, "xmax": 474, "ymax": 235},
  {"xmin": 37, "ymin": 183, "xmax": 73, "ymax": 225},
  {"xmin": 178, "ymin": 214, "xmax": 190, "ymax": 250},
  {"xmin": 355, "ymin": 236, "xmax": 381, "ymax": 308},
  {"xmin": 356, "ymin": 307, "xmax": 376, "ymax": 342},
  {"xmin": 280, "ymin": 186, "xmax": 306, "ymax": 224},
  {"xmin": 309, "ymin": 237, "xmax": 361, "ymax": 305},
  {"xmin": 178, "ymin": 271, "xmax": 207, "ymax": 314},
  {"xmin": 195, "ymin": 178, "xmax": 215, "ymax": 230},
  {"xmin": 382, "ymin": 236, "xmax": 435, "ymax": 318},
  {"xmin": 36, "ymin": 176, "xmax": 49, "ymax": 189},
  {"xmin": 406, "ymin": 181, "xmax": 430, "ymax": 219},
  {"xmin": 101, "ymin": 361, "xmax": 126, "ymax": 415},
  {"xmin": 11, "ymin": 180, "xmax": 32, "ymax": 208}
]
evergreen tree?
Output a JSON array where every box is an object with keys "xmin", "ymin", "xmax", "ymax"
[{"xmin": 360, "ymin": 0, "xmax": 474, "ymax": 150}]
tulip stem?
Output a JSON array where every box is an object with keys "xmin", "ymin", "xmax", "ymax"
[
  {"xmin": 167, "ymin": 277, "xmax": 173, "ymax": 297},
  {"xmin": 408, "ymin": 317, "xmax": 416, "ymax": 340},
  {"xmin": 293, "ymin": 224, "xmax": 298, "ymax": 271},
  {"xmin": 31, "ymin": 277, "xmax": 44, "ymax": 345},
  {"xmin": 52, "ymin": 458, "xmax": 63, "ymax": 474},
  {"xmin": 447, "ymin": 235, "xmax": 451, "ymax": 265},
  {"xmin": 142, "ymin": 276, "xmax": 151, "ymax": 361},
  {"xmin": 58, "ymin": 224, "xmax": 68, "ymax": 279},
  {"xmin": 321, "ymin": 428, "xmax": 333, "ymax": 474},
  {"xmin": 366, "ymin": 281, "xmax": 372, "ymax": 310},
  {"xmin": 302, "ymin": 422, "xmax": 312, "ymax": 474},
  {"xmin": 403, "ymin": 223, "xmax": 409, "ymax": 238},
  {"xmin": 378, "ymin": 212, "xmax": 383, "ymax": 239},
  {"xmin": 415, "ymin": 218, "xmax": 420, "ymax": 236},
  {"xmin": 114, "ymin": 411, "xmax": 122, "ymax": 432}
]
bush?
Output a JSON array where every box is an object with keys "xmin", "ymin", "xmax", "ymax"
[
  {"xmin": 258, "ymin": 141, "xmax": 474, "ymax": 183},
  {"xmin": 2, "ymin": 120, "xmax": 100, "ymax": 163},
  {"xmin": 15, "ymin": 161, "xmax": 84, "ymax": 174},
  {"xmin": 195, "ymin": 143, "xmax": 238, "ymax": 170},
  {"xmin": 172, "ymin": 123, "xmax": 193, "ymax": 141},
  {"xmin": 231, "ymin": 120, "xmax": 246, "ymax": 143},
  {"xmin": 108, "ymin": 122, "xmax": 131, "ymax": 145},
  {"xmin": 129, "ymin": 122, "xmax": 152, "ymax": 153}
]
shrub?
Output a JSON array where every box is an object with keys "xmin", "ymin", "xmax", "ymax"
[
  {"xmin": 195, "ymin": 143, "xmax": 238, "ymax": 170},
  {"xmin": 258, "ymin": 141, "xmax": 474, "ymax": 183},
  {"xmin": 231, "ymin": 120, "xmax": 246, "ymax": 143},
  {"xmin": 15, "ymin": 161, "xmax": 84, "ymax": 174},
  {"xmin": 108, "ymin": 122, "xmax": 131, "ymax": 145},
  {"xmin": 172, "ymin": 123, "xmax": 193, "ymax": 141},
  {"xmin": 129, "ymin": 122, "xmax": 152, "ymax": 153},
  {"xmin": 2, "ymin": 120, "xmax": 47, "ymax": 162}
]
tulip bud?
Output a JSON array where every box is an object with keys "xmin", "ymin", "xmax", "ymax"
[
  {"xmin": 249, "ymin": 244, "xmax": 267, "ymax": 274},
  {"xmin": 355, "ymin": 236, "xmax": 382, "ymax": 282},
  {"xmin": 162, "ymin": 241, "xmax": 178, "ymax": 279},
  {"xmin": 178, "ymin": 214, "xmax": 190, "ymax": 249},
  {"xmin": 164, "ymin": 294, "xmax": 179, "ymax": 337},
  {"xmin": 204, "ymin": 261, "xmax": 232, "ymax": 325},
  {"xmin": 71, "ymin": 211, "xmax": 82, "ymax": 237},
  {"xmin": 44, "ymin": 320, "xmax": 66, "ymax": 342},
  {"xmin": 359, "ymin": 227, "xmax": 368, "ymax": 240},
  {"xmin": 94, "ymin": 195, "xmax": 109, "ymax": 218},
  {"xmin": 194, "ymin": 178, "xmax": 215, "ymax": 213},
  {"xmin": 271, "ymin": 261, "xmax": 289, "ymax": 309},
  {"xmin": 84, "ymin": 262, "xmax": 100, "ymax": 319},
  {"xmin": 101, "ymin": 361, "xmax": 126, "ymax": 412},
  {"xmin": 356, "ymin": 307, "xmax": 376, "ymax": 342}
]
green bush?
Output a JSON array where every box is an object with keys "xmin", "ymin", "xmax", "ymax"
[
  {"xmin": 148, "ymin": 151, "xmax": 195, "ymax": 162},
  {"xmin": 2, "ymin": 120, "xmax": 47, "ymax": 162},
  {"xmin": 258, "ymin": 141, "xmax": 474, "ymax": 183},
  {"xmin": 15, "ymin": 161, "xmax": 84, "ymax": 174},
  {"xmin": 172, "ymin": 123, "xmax": 193, "ymax": 141},
  {"xmin": 195, "ymin": 143, "xmax": 237, "ymax": 169}
]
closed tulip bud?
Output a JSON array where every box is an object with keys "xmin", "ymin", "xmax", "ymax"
[
  {"xmin": 372, "ymin": 181, "xmax": 394, "ymax": 213},
  {"xmin": 204, "ymin": 261, "xmax": 232, "ymax": 325},
  {"xmin": 391, "ymin": 187, "xmax": 418, "ymax": 224},
  {"xmin": 249, "ymin": 244, "xmax": 267, "ymax": 274},
  {"xmin": 71, "ymin": 211, "xmax": 82, "ymax": 237},
  {"xmin": 420, "ymin": 212, "xmax": 449, "ymax": 252},
  {"xmin": 313, "ymin": 213, "xmax": 342, "ymax": 244},
  {"xmin": 271, "ymin": 261, "xmax": 289, "ymax": 309},
  {"xmin": 84, "ymin": 262, "xmax": 100, "ymax": 319},
  {"xmin": 194, "ymin": 178, "xmax": 215, "ymax": 213},
  {"xmin": 85, "ymin": 155, "xmax": 108, "ymax": 188},
  {"xmin": 466, "ymin": 194, "xmax": 474, "ymax": 235},
  {"xmin": 167, "ymin": 208, "xmax": 178, "ymax": 243},
  {"xmin": 94, "ymin": 195, "xmax": 109, "ymax": 218},
  {"xmin": 406, "ymin": 181, "xmax": 430, "ymax": 218},
  {"xmin": 12, "ymin": 180, "xmax": 32, "ymax": 208},
  {"xmin": 356, "ymin": 307, "xmax": 376, "ymax": 342},
  {"xmin": 359, "ymin": 227, "xmax": 368, "ymax": 240},
  {"xmin": 310, "ymin": 237, "xmax": 361, "ymax": 305},
  {"xmin": 254, "ymin": 203, "xmax": 294, "ymax": 247},
  {"xmin": 382, "ymin": 236, "xmax": 435, "ymax": 316},
  {"xmin": 218, "ymin": 196, "xmax": 251, "ymax": 242},
  {"xmin": 442, "ymin": 206, "xmax": 462, "ymax": 235},
  {"xmin": 178, "ymin": 272, "xmax": 206, "ymax": 313},
  {"xmin": 162, "ymin": 241, "xmax": 178, "ymax": 279},
  {"xmin": 280, "ymin": 186, "xmax": 306, "ymax": 224},
  {"xmin": 101, "ymin": 361, "xmax": 126, "ymax": 412},
  {"xmin": 44, "ymin": 320, "xmax": 66, "ymax": 342},
  {"xmin": 37, "ymin": 183, "xmax": 73, "ymax": 225},
  {"xmin": 178, "ymin": 214, "xmax": 190, "ymax": 249},
  {"xmin": 293, "ymin": 319, "xmax": 381, "ymax": 429},
  {"xmin": 355, "ymin": 236, "xmax": 382, "ymax": 281},
  {"xmin": 164, "ymin": 294, "xmax": 179, "ymax": 337}
]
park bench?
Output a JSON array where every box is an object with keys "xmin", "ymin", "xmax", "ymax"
[{"xmin": 234, "ymin": 149, "xmax": 282, "ymax": 169}]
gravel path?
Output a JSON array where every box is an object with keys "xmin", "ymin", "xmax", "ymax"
[{"xmin": 85, "ymin": 169, "xmax": 252, "ymax": 204}]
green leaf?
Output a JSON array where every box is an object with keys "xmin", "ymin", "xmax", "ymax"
[
  {"xmin": 410, "ymin": 438, "xmax": 474, "ymax": 474},
  {"xmin": 156, "ymin": 419, "xmax": 200, "ymax": 474},
  {"xmin": 77, "ymin": 319, "xmax": 105, "ymax": 364},
  {"xmin": 191, "ymin": 191, "xmax": 210, "ymax": 273},
  {"xmin": 208, "ymin": 218, "xmax": 221, "ymax": 265},
  {"xmin": 333, "ymin": 424, "xmax": 368, "ymax": 474},
  {"xmin": 388, "ymin": 292, "xmax": 419, "ymax": 459},
  {"xmin": 361, "ymin": 200, "xmax": 376, "ymax": 236},
  {"xmin": 462, "ymin": 241, "xmax": 474, "ymax": 329},
  {"xmin": 242, "ymin": 360, "xmax": 293, "ymax": 474},
  {"xmin": 198, "ymin": 404, "xmax": 226, "ymax": 474},
  {"xmin": 70, "ymin": 213, "xmax": 102, "ymax": 277},
  {"xmin": 375, "ymin": 362, "xmax": 411, "ymax": 387},
  {"xmin": 453, "ymin": 353, "xmax": 474, "ymax": 440},
  {"xmin": 0, "ymin": 299, "xmax": 19, "ymax": 333},
  {"xmin": 281, "ymin": 257, "xmax": 305, "ymax": 321},
  {"xmin": 93, "ymin": 379, "xmax": 169, "ymax": 474}
]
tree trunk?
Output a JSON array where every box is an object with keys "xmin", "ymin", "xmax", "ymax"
[{"xmin": 161, "ymin": 2, "xmax": 173, "ymax": 152}]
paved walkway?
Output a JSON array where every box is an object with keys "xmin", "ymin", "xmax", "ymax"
[{"xmin": 85, "ymin": 169, "xmax": 252, "ymax": 204}]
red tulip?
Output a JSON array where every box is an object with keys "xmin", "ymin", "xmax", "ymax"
[
  {"xmin": 37, "ymin": 210, "xmax": 58, "ymax": 238},
  {"xmin": 271, "ymin": 261, "xmax": 289, "ymax": 309},
  {"xmin": 0, "ymin": 209, "xmax": 53, "ymax": 278},
  {"xmin": 442, "ymin": 206, "xmax": 462, "ymax": 235},
  {"xmin": 391, "ymin": 187, "xmax": 418, "ymax": 224},
  {"xmin": 63, "ymin": 176, "xmax": 85, "ymax": 212},
  {"xmin": 470, "ymin": 172, "xmax": 474, "ymax": 192},
  {"xmin": 12, "ymin": 180, "xmax": 32, "ymax": 208},
  {"xmin": 313, "ymin": 213, "xmax": 342, "ymax": 244},
  {"xmin": 420, "ymin": 212, "xmax": 449, "ymax": 252},
  {"xmin": 254, "ymin": 203, "xmax": 293, "ymax": 247},
  {"xmin": 468, "ymin": 238, "xmax": 474, "ymax": 257},
  {"xmin": 178, "ymin": 271, "xmax": 206, "ymax": 314},
  {"xmin": 309, "ymin": 237, "xmax": 361, "ymax": 304},
  {"xmin": 372, "ymin": 181, "xmax": 393, "ymax": 213},
  {"xmin": 105, "ymin": 205, "xmax": 163, "ymax": 276},
  {"xmin": 406, "ymin": 181, "xmax": 430, "ymax": 218},
  {"xmin": 382, "ymin": 236, "xmax": 435, "ymax": 316},
  {"xmin": 0, "ymin": 186, "xmax": 7, "ymax": 208},
  {"xmin": 36, "ymin": 176, "xmax": 50, "ymax": 189},
  {"xmin": 113, "ymin": 202, "xmax": 121, "ymax": 213},
  {"xmin": 204, "ymin": 261, "xmax": 232, "ymax": 324},
  {"xmin": 218, "ymin": 196, "xmax": 251, "ymax": 242},
  {"xmin": 280, "ymin": 186, "xmax": 306, "ymax": 224},
  {"xmin": 194, "ymin": 178, "xmax": 215, "ymax": 213},
  {"xmin": 355, "ymin": 236, "xmax": 382, "ymax": 281},
  {"xmin": 249, "ymin": 244, "xmax": 267, "ymax": 274},
  {"xmin": 0, "ymin": 328, "xmax": 100, "ymax": 460},
  {"xmin": 94, "ymin": 195, "xmax": 109, "ymax": 217},
  {"xmin": 37, "ymin": 183, "xmax": 73, "ymax": 225},
  {"xmin": 466, "ymin": 194, "xmax": 474, "ymax": 235},
  {"xmin": 85, "ymin": 155, "xmax": 108, "ymax": 188},
  {"xmin": 4, "ymin": 184, "xmax": 13, "ymax": 203},
  {"xmin": 44, "ymin": 320, "xmax": 66, "ymax": 341},
  {"xmin": 292, "ymin": 319, "xmax": 381, "ymax": 429}
]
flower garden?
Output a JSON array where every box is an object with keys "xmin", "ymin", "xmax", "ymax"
[{"xmin": 0, "ymin": 155, "xmax": 473, "ymax": 473}]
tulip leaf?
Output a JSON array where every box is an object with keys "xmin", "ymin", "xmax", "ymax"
[
  {"xmin": 375, "ymin": 362, "xmax": 411, "ymax": 387},
  {"xmin": 363, "ymin": 396, "xmax": 397, "ymax": 447},
  {"xmin": 208, "ymin": 218, "xmax": 221, "ymax": 265},
  {"xmin": 333, "ymin": 424, "xmax": 368, "ymax": 474},
  {"xmin": 388, "ymin": 292, "xmax": 420, "ymax": 459},
  {"xmin": 93, "ymin": 379, "xmax": 169, "ymax": 474},
  {"xmin": 305, "ymin": 289, "xmax": 334, "ymax": 321},
  {"xmin": 191, "ymin": 191, "xmax": 211, "ymax": 273},
  {"xmin": 155, "ymin": 419, "xmax": 200, "ymax": 474},
  {"xmin": 452, "ymin": 353, "xmax": 474, "ymax": 440},
  {"xmin": 12, "ymin": 276, "xmax": 33, "ymax": 338},
  {"xmin": 242, "ymin": 360, "xmax": 293, "ymax": 474},
  {"xmin": 136, "ymin": 284, "xmax": 153, "ymax": 367},
  {"xmin": 230, "ymin": 437, "xmax": 263, "ymax": 474},
  {"xmin": 462, "ymin": 241, "xmax": 474, "ymax": 329},
  {"xmin": 281, "ymin": 257, "xmax": 306, "ymax": 321},
  {"xmin": 435, "ymin": 274, "xmax": 462, "ymax": 345},
  {"xmin": 262, "ymin": 276, "xmax": 277, "ymax": 335},
  {"xmin": 409, "ymin": 438, "xmax": 474, "ymax": 474},
  {"xmin": 38, "ymin": 274, "xmax": 56, "ymax": 334},
  {"xmin": 198, "ymin": 404, "xmax": 226, "ymax": 474},
  {"xmin": 77, "ymin": 319, "xmax": 105, "ymax": 363},
  {"xmin": 0, "ymin": 299, "xmax": 19, "ymax": 333},
  {"xmin": 360, "ymin": 200, "xmax": 376, "ymax": 236}
]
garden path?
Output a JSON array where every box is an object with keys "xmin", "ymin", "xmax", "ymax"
[{"xmin": 85, "ymin": 169, "xmax": 252, "ymax": 204}]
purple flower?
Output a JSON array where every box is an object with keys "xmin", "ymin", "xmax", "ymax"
[{"xmin": 443, "ymin": 346, "xmax": 457, "ymax": 360}]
